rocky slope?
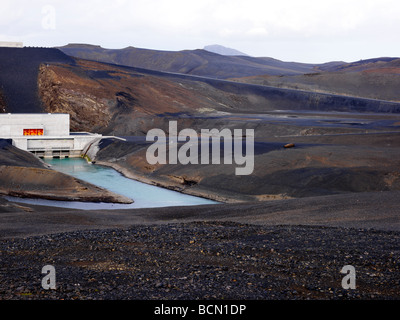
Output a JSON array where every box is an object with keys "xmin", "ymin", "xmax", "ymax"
[
  {"xmin": 58, "ymin": 44, "xmax": 318, "ymax": 78},
  {"xmin": 233, "ymin": 58, "xmax": 400, "ymax": 102},
  {"xmin": 37, "ymin": 59, "xmax": 230, "ymax": 134},
  {"xmin": 38, "ymin": 58, "xmax": 400, "ymax": 136}
]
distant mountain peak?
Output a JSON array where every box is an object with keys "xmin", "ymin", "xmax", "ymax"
[{"xmin": 203, "ymin": 44, "xmax": 249, "ymax": 57}]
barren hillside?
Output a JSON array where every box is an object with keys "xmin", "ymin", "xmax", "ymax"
[
  {"xmin": 57, "ymin": 44, "xmax": 319, "ymax": 78},
  {"xmin": 233, "ymin": 58, "xmax": 400, "ymax": 102}
]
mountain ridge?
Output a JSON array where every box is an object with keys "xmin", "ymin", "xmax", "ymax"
[{"xmin": 57, "ymin": 43, "xmax": 320, "ymax": 79}]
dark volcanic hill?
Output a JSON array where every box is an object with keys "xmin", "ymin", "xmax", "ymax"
[
  {"xmin": 57, "ymin": 44, "xmax": 319, "ymax": 79},
  {"xmin": 234, "ymin": 57, "xmax": 400, "ymax": 102},
  {"xmin": 315, "ymin": 57, "xmax": 400, "ymax": 72},
  {"xmin": 0, "ymin": 47, "xmax": 75, "ymax": 113}
]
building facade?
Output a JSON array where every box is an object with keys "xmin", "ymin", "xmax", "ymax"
[
  {"xmin": 0, "ymin": 113, "xmax": 103, "ymax": 158},
  {"xmin": 0, "ymin": 41, "xmax": 24, "ymax": 48}
]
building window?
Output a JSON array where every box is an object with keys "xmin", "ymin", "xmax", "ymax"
[{"xmin": 23, "ymin": 129, "xmax": 44, "ymax": 136}]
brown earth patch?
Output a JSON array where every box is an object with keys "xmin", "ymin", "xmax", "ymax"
[{"xmin": 0, "ymin": 165, "xmax": 133, "ymax": 204}]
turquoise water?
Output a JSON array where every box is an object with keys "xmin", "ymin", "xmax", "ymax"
[{"xmin": 7, "ymin": 158, "xmax": 218, "ymax": 210}]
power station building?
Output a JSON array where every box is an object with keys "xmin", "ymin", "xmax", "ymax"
[
  {"xmin": 0, "ymin": 113, "xmax": 103, "ymax": 158},
  {"xmin": 0, "ymin": 41, "xmax": 24, "ymax": 48}
]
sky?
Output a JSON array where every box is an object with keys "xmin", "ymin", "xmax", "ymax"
[{"xmin": 1, "ymin": 0, "xmax": 400, "ymax": 63}]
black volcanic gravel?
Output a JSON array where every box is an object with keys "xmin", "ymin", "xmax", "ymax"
[{"xmin": 0, "ymin": 221, "xmax": 399, "ymax": 300}]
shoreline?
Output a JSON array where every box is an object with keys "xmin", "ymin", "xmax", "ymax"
[
  {"xmin": 0, "ymin": 164, "xmax": 134, "ymax": 205},
  {"xmin": 94, "ymin": 160, "xmax": 247, "ymax": 204},
  {"xmin": 93, "ymin": 160, "xmax": 295, "ymax": 204},
  {"xmin": 0, "ymin": 189, "xmax": 134, "ymax": 204}
]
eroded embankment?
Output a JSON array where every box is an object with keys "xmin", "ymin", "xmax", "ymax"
[
  {"xmin": 0, "ymin": 140, "xmax": 132, "ymax": 204},
  {"xmin": 0, "ymin": 165, "xmax": 133, "ymax": 204}
]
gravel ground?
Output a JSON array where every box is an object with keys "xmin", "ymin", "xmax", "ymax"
[{"xmin": 0, "ymin": 221, "xmax": 399, "ymax": 300}]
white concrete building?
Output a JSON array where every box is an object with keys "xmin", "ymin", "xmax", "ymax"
[
  {"xmin": 0, "ymin": 41, "xmax": 23, "ymax": 48},
  {"xmin": 0, "ymin": 113, "xmax": 103, "ymax": 158}
]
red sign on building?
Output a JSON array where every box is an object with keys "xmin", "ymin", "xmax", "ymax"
[{"xmin": 23, "ymin": 129, "xmax": 44, "ymax": 136}]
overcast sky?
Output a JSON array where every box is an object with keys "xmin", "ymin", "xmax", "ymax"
[{"xmin": 1, "ymin": 0, "xmax": 400, "ymax": 63}]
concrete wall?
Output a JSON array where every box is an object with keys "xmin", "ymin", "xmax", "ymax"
[
  {"xmin": 27, "ymin": 138, "xmax": 75, "ymax": 150},
  {"xmin": 0, "ymin": 113, "xmax": 70, "ymax": 137},
  {"xmin": 73, "ymin": 135, "xmax": 103, "ymax": 151},
  {"xmin": 11, "ymin": 134, "xmax": 102, "ymax": 150}
]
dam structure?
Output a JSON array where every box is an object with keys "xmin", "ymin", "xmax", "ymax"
[{"xmin": 0, "ymin": 113, "xmax": 111, "ymax": 158}]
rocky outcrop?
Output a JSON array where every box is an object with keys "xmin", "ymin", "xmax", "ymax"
[
  {"xmin": 36, "ymin": 59, "xmax": 236, "ymax": 135},
  {"xmin": 38, "ymin": 64, "xmax": 113, "ymax": 132}
]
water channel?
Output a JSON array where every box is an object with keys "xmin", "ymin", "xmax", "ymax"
[{"xmin": 7, "ymin": 158, "xmax": 218, "ymax": 210}]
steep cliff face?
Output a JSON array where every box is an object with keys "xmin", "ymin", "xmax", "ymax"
[
  {"xmin": 38, "ymin": 63, "xmax": 113, "ymax": 132},
  {"xmin": 37, "ymin": 59, "xmax": 239, "ymax": 135}
]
